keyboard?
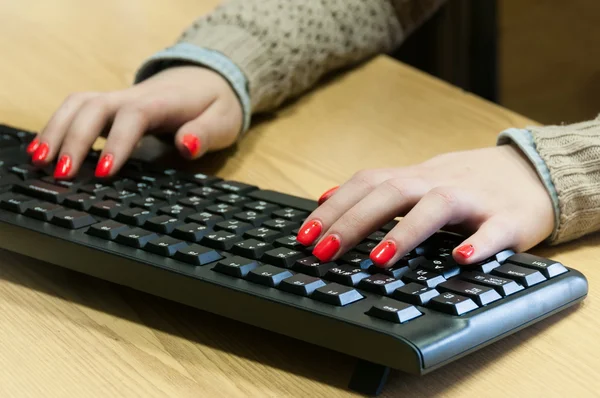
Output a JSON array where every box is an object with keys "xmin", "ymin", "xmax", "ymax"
[{"xmin": 0, "ymin": 123, "xmax": 588, "ymax": 395}]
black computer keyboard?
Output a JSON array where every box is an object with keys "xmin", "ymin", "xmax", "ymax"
[{"xmin": 0, "ymin": 124, "xmax": 589, "ymax": 395}]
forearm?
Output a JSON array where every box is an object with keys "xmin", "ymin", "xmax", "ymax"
[{"xmin": 498, "ymin": 115, "xmax": 600, "ymax": 244}]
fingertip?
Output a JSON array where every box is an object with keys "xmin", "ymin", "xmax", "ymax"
[
  {"xmin": 370, "ymin": 240, "xmax": 397, "ymax": 268},
  {"xmin": 31, "ymin": 142, "xmax": 51, "ymax": 166},
  {"xmin": 95, "ymin": 153, "xmax": 114, "ymax": 178},
  {"xmin": 53, "ymin": 154, "xmax": 73, "ymax": 180},
  {"xmin": 179, "ymin": 133, "xmax": 202, "ymax": 159}
]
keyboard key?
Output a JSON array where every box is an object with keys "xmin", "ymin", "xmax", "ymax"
[
  {"xmin": 261, "ymin": 247, "xmax": 305, "ymax": 268},
  {"xmin": 187, "ymin": 186, "xmax": 223, "ymax": 200},
  {"xmin": 392, "ymin": 283, "xmax": 440, "ymax": 306},
  {"xmin": 104, "ymin": 189, "xmax": 139, "ymax": 204},
  {"xmin": 79, "ymin": 183, "xmax": 115, "ymax": 197},
  {"xmin": 358, "ymin": 274, "xmax": 405, "ymax": 295},
  {"xmin": 279, "ymin": 274, "xmax": 326, "ymax": 296},
  {"xmin": 202, "ymin": 230, "xmax": 242, "ymax": 250},
  {"xmin": 340, "ymin": 251, "xmax": 373, "ymax": 270},
  {"xmin": 371, "ymin": 263, "xmax": 411, "ymax": 279},
  {"xmin": 171, "ymin": 222, "xmax": 211, "ymax": 242},
  {"xmin": 115, "ymin": 228, "xmax": 158, "ymax": 248},
  {"xmin": 150, "ymin": 189, "xmax": 181, "ymax": 203},
  {"xmin": 494, "ymin": 249, "xmax": 516, "ymax": 264},
  {"xmin": 326, "ymin": 265, "xmax": 370, "ymax": 286},
  {"xmin": 9, "ymin": 164, "xmax": 42, "ymax": 180},
  {"xmin": 216, "ymin": 193, "xmax": 251, "ymax": 206},
  {"xmin": 183, "ymin": 172, "xmax": 222, "ymax": 186},
  {"xmin": 144, "ymin": 215, "xmax": 183, "ymax": 234},
  {"xmin": 491, "ymin": 263, "xmax": 547, "ymax": 287},
  {"xmin": 244, "ymin": 227, "xmax": 284, "ymax": 242},
  {"xmin": 312, "ymin": 283, "xmax": 364, "ymax": 306},
  {"xmin": 116, "ymin": 207, "xmax": 153, "ymax": 226},
  {"xmin": 212, "ymin": 256, "xmax": 258, "ymax": 277},
  {"xmin": 174, "ymin": 244, "xmax": 222, "ymax": 266},
  {"xmin": 87, "ymin": 220, "xmax": 129, "ymax": 240},
  {"xmin": 293, "ymin": 256, "xmax": 337, "ymax": 277},
  {"xmin": 205, "ymin": 203, "xmax": 242, "ymax": 219},
  {"xmin": 366, "ymin": 299, "xmax": 422, "ymax": 323},
  {"xmin": 0, "ymin": 134, "xmax": 22, "ymax": 149},
  {"xmin": 402, "ymin": 269, "xmax": 446, "ymax": 288},
  {"xmin": 0, "ymin": 173, "xmax": 19, "ymax": 192},
  {"xmin": 213, "ymin": 180, "xmax": 257, "ymax": 194},
  {"xmin": 476, "ymin": 259, "xmax": 501, "ymax": 273},
  {"xmin": 412, "ymin": 256, "xmax": 461, "ymax": 279},
  {"xmin": 437, "ymin": 279, "xmax": 502, "ymax": 306},
  {"xmin": 131, "ymin": 196, "xmax": 166, "ymax": 211},
  {"xmin": 161, "ymin": 179, "xmax": 196, "ymax": 191},
  {"xmin": 429, "ymin": 292, "xmax": 479, "ymax": 316},
  {"xmin": 145, "ymin": 236, "xmax": 188, "ymax": 257},
  {"xmin": 177, "ymin": 196, "xmax": 212, "ymax": 211},
  {"xmin": 461, "ymin": 271, "xmax": 524, "ymax": 296},
  {"xmin": 15, "ymin": 179, "xmax": 74, "ymax": 203},
  {"xmin": 63, "ymin": 193, "xmax": 99, "ymax": 210},
  {"xmin": 355, "ymin": 241, "xmax": 378, "ymax": 254},
  {"xmin": 247, "ymin": 265, "xmax": 294, "ymax": 287},
  {"xmin": 263, "ymin": 218, "xmax": 298, "ymax": 233},
  {"xmin": 380, "ymin": 220, "xmax": 398, "ymax": 232},
  {"xmin": 367, "ymin": 231, "xmax": 386, "ymax": 243},
  {"xmin": 272, "ymin": 208, "xmax": 308, "ymax": 222},
  {"xmin": 90, "ymin": 200, "xmax": 124, "ymax": 218},
  {"xmin": 231, "ymin": 239, "xmax": 271, "ymax": 259},
  {"xmin": 158, "ymin": 204, "xmax": 194, "ymax": 219},
  {"xmin": 273, "ymin": 235, "xmax": 304, "ymax": 250},
  {"xmin": 51, "ymin": 210, "xmax": 96, "ymax": 229},
  {"xmin": 233, "ymin": 210, "xmax": 270, "ymax": 227},
  {"xmin": 23, "ymin": 202, "xmax": 64, "ymax": 221},
  {"xmin": 215, "ymin": 220, "xmax": 254, "ymax": 235},
  {"xmin": 244, "ymin": 200, "xmax": 280, "ymax": 214},
  {"xmin": 505, "ymin": 253, "xmax": 568, "ymax": 279},
  {"xmin": 0, "ymin": 193, "xmax": 38, "ymax": 213},
  {"xmin": 186, "ymin": 212, "xmax": 224, "ymax": 227}
]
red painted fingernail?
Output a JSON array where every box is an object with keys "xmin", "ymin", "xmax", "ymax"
[
  {"xmin": 312, "ymin": 235, "xmax": 340, "ymax": 262},
  {"xmin": 53, "ymin": 155, "xmax": 72, "ymax": 179},
  {"xmin": 95, "ymin": 154, "xmax": 114, "ymax": 178},
  {"xmin": 26, "ymin": 138, "xmax": 40, "ymax": 155},
  {"xmin": 318, "ymin": 186, "xmax": 339, "ymax": 205},
  {"xmin": 296, "ymin": 220, "xmax": 322, "ymax": 246},
  {"xmin": 182, "ymin": 134, "xmax": 201, "ymax": 158},
  {"xmin": 32, "ymin": 143, "xmax": 50, "ymax": 164},
  {"xmin": 455, "ymin": 244, "xmax": 475, "ymax": 259},
  {"xmin": 370, "ymin": 240, "xmax": 397, "ymax": 266}
]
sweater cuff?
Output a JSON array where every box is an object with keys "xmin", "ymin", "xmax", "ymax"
[
  {"xmin": 134, "ymin": 43, "xmax": 251, "ymax": 136},
  {"xmin": 497, "ymin": 128, "xmax": 560, "ymax": 236}
]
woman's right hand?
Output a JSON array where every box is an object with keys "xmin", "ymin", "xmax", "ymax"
[{"xmin": 28, "ymin": 66, "xmax": 243, "ymax": 179}]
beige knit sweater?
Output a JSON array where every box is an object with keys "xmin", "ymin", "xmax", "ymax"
[{"xmin": 141, "ymin": 0, "xmax": 600, "ymax": 245}]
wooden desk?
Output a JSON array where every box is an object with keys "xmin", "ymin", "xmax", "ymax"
[{"xmin": 0, "ymin": 1, "xmax": 598, "ymax": 396}]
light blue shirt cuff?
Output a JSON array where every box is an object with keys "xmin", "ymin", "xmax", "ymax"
[
  {"xmin": 134, "ymin": 43, "xmax": 251, "ymax": 136},
  {"xmin": 497, "ymin": 128, "xmax": 560, "ymax": 231}
]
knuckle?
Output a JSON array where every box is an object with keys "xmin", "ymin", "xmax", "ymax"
[
  {"xmin": 429, "ymin": 186, "xmax": 459, "ymax": 209},
  {"xmin": 381, "ymin": 178, "xmax": 409, "ymax": 200},
  {"xmin": 351, "ymin": 169, "xmax": 378, "ymax": 190}
]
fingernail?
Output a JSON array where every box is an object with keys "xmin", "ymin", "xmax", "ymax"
[
  {"xmin": 318, "ymin": 186, "xmax": 339, "ymax": 205},
  {"xmin": 312, "ymin": 235, "xmax": 340, "ymax": 262},
  {"xmin": 296, "ymin": 220, "xmax": 322, "ymax": 246},
  {"xmin": 32, "ymin": 143, "xmax": 50, "ymax": 164},
  {"xmin": 95, "ymin": 154, "xmax": 114, "ymax": 178},
  {"xmin": 54, "ymin": 155, "xmax": 72, "ymax": 179},
  {"xmin": 370, "ymin": 240, "xmax": 397, "ymax": 266},
  {"xmin": 455, "ymin": 244, "xmax": 475, "ymax": 259},
  {"xmin": 26, "ymin": 138, "xmax": 40, "ymax": 155},
  {"xmin": 182, "ymin": 134, "xmax": 201, "ymax": 158}
]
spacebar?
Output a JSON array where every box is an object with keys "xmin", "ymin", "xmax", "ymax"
[{"xmin": 247, "ymin": 190, "xmax": 318, "ymax": 212}]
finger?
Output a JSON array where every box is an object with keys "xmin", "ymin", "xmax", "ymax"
[
  {"xmin": 32, "ymin": 92, "xmax": 98, "ymax": 165},
  {"xmin": 173, "ymin": 98, "xmax": 241, "ymax": 160},
  {"xmin": 318, "ymin": 186, "xmax": 339, "ymax": 205},
  {"xmin": 296, "ymin": 169, "xmax": 398, "ymax": 249},
  {"xmin": 307, "ymin": 178, "xmax": 429, "ymax": 262},
  {"xmin": 370, "ymin": 187, "xmax": 483, "ymax": 267},
  {"xmin": 53, "ymin": 95, "xmax": 121, "ymax": 179},
  {"xmin": 452, "ymin": 216, "xmax": 518, "ymax": 265}
]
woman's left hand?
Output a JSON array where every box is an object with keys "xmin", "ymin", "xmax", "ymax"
[{"xmin": 295, "ymin": 145, "xmax": 554, "ymax": 267}]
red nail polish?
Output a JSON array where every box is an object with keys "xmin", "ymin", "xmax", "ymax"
[
  {"xmin": 456, "ymin": 244, "xmax": 475, "ymax": 259},
  {"xmin": 95, "ymin": 154, "xmax": 114, "ymax": 178},
  {"xmin": 312, "ymin": 235, "xmax": 340, "ymax": 262},
  {"xmin": 318, "ymin": 186, "xmax": 339, "ymax": 205},
  {"xmin": 32, "ymin": 143, "xmax": 50, "ymax": 164},
  {"xmin": 182, "ymin": 134, "xmax": 201, "ymax": 157},
  {"xmin": 296, "ymin": 220, "xmax": 322, "ymax": 246},
  {"xmin": 370, "ymin": 240, "xmax": 397, "ymax": 266},
  {"xmin": 54, "ymin": 155, "xmax": 72, "ymax": 179},
  {"xmin": 27, "ymin": 138, "xmax": 40, "ymax": 155}
]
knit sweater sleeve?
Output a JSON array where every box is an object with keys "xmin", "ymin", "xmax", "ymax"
[{"xmin": 136, "ymin": 0, "xmax": 445, "ymax": 116}]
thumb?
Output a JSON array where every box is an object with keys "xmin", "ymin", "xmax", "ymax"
[
  {"xmin": 452, "ymin": 216, "xmax": 518, "ymax": 265},
  {"xmin": 174, "ymin": 99, "xmax": 242, "ymax": 160}
]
